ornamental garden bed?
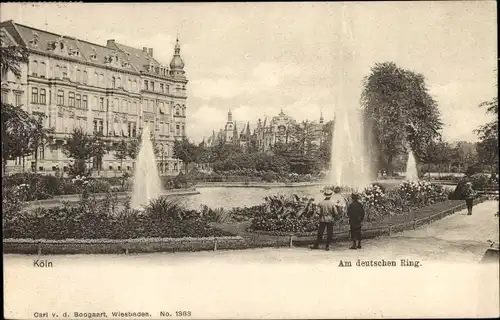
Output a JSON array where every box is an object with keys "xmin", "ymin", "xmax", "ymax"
[{"xmin": 2, "ymin": 180, "xmax": 488, "ymax": 254}]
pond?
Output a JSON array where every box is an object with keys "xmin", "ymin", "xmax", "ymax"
[
  {"xmin": 169, "ymin": 185, "xmax": 326, "ymax": 211},
  {"xmin": 166, "ymin": 181, "xmax": 457, "ymax": 211}
]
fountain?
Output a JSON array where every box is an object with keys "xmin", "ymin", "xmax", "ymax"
[
  {"xmin": 405, "ymin": 150, "xmax": 419, "ymax": 181},
  {"xmin": 330, "ymin": 104, "xmax": 372, "ymax": 191},
  {"xmin": 130, "ymin": 126, "xmax": 163, "ymax": 210},
  {"xmin": 329, "ymin": 4, "xmax": 373, "ymax": 192}
]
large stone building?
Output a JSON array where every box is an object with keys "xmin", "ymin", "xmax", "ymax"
[
  {"xmin": 0, "ymin": 20, "xmax": 188, "ymax": 175},
  {"xmin": 207, "ymin": 109, "xmax": 326, "ymax": 153}
]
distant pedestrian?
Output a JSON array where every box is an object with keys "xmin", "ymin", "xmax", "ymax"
[
  {"xmin": 311, "ymin": 189, "xmax": 339, "ymax": 251},
  {"xmin": 464, "ymin": 182, "xmax": 477, "ymax": 215},
  {"xmin": 347, "ymin": 193, "xmax": 365, "ymax": 249}
]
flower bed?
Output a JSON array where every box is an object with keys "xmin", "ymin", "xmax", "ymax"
[
  {"xmin": 2, "ymin": 194, "xmax": 234, "ymax": 240},
  {"xmin": 246, "ymin": 181, "xmax": 452, "ymax": 234}
]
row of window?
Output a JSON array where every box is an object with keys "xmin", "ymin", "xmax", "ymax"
[
  {"xmin": 143, "ymin": 80, "xmax": 172, "ymax": 94},
  {"xmin": 1, "ymin": 90, "xmax": 24, "ymax": 107},
  {"xmin": 31, "ymin": 61, "xmax": 181, "ymax": 95}
]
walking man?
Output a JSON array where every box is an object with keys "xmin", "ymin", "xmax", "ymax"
[
  {"xmin": 347, "ymin": 193, "xmax": 365, "ymax": 249},
  {"xmin": 311, "ymin": 189, "xmax": 338, "ymax": 251},
  {"xmin": 464, "ymin": 182, "xmax": 477, "ymax": 215}
]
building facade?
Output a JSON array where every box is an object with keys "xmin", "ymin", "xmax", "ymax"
[
  {"xmin": 0, "ymin": 20, "xmax": 188, "ymax": 175},
  {"xmin": 207, "ymin": 109, "xmax": 326, "ymax": 153}
]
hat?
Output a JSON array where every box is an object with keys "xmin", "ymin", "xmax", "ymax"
[
  {"xmin": 351, "ymin": 193, "xmax": 360, "ymax": 200},
  {"xmin": 466, "ymin": 182, "xmax": 472, "ymax": 186},
  {"xmin": 323, "ymin": 189, "xmax": 333, "ymax": 196}
]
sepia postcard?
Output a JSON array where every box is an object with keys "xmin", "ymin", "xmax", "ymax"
[{"xmin": 1, "ymin": 1, "xmax": 499, "ymax": 319}]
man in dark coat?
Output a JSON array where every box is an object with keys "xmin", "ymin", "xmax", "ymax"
[
  {"xmin": 464, "ymin": 182, "xmax": 477, "ymax": 215},
  {"xmin": 347, "ymin": 193, "xmax": 365, "ymax": 249}
]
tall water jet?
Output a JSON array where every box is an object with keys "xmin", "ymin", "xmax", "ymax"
[
  {"xmin": 330, "ymin": 105, "xmax": 372, "ymax": 191},
  {"xmin": 130, "ymin": 126, "xmax": 163, "ymax": 210},
  {"xmin": 405, "ymin": 150, "xmax": 419, "ymax": 181},
  {"xmin": 329, "ymin": 4, "xmax": 373, "ymax": 191}
]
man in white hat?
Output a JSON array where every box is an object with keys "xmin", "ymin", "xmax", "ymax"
[{"xmin": 311, "ymin": 188, "xmax": 339, "ymax": 251}]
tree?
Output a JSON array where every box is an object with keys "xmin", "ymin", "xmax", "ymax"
[
  {"xmin": 0, "ymin": 35, "xmax": 29, "ymax": 79},
  {"xmin": 173, "ymin": 137, "xmax": 199, "ymax": 173},
  {"xmin": 361, "ymin": 62, "xmax": 443, "ymax": 175},
  {"xmin": 1, "ymin": 103, "xmax": 53, "ymax": 175},
  {"xmin": 63, "ymin": 128, "xmax": 109, "ymax": 176},
  {"xmin": 113, "ymin": 139, "xmax": 129, "ymax": 171},
  {"xmin": 0, "ymin": 35, "xmax": 52, "ymax": 175},
  {"xmin": 289, "ymin": 120, "xmax": 318, "ymax": 155},
  {"xmin": 474, "ymin": 97, "xmax": 498, "ymax": 172},
  {"xmin": 319, "ymin": 120, "xmax": 333, "ymax": 170}
]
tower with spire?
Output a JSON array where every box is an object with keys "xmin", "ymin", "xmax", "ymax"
[
  {"xmin": 169, "ymin": 35, "xmax": 185, "ymax": 79},
  {"xmin": 224, "ymin": 109, "xmax": 236, "ymax": 143}
]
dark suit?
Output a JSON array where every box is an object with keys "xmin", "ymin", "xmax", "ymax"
[{"xmin": 347, "ymin": 201, "xmax": 365, "ymax": 241}]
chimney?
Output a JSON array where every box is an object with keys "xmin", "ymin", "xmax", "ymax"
[
  {"xmin": 106, "ymin": 39, "xmax": 115, "ymax": 47},
  {"xmin": 148, "ymin": 48, "xmax": 153, "ymax": 57},
  {"xmin": 143, "ymin": 47, "xmax": 148, "ymax": 53}
]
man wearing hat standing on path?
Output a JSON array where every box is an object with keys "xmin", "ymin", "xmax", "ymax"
[
  {"xmin": 464, "ymin": 182, "xmax": 477, "ymax": 215},
  {"xmin": 347, "ymin": 193, "xmax": 365, "ymax": 249},
  {"xmin": 311, "ymin": 189, "xmax": 339, "ymax": 251}
]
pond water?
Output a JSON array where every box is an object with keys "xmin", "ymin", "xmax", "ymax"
[
  {"xmin": 169, "ymin": 185, "xmax": 326, "ymax": 211},
  {"xmin": 166, "ymin": 181, "xmax": 457, "ymax": 211}
]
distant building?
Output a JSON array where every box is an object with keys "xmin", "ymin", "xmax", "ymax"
[
  {"xmin": 0, "ymin": 20, "xmax": 188, "ymax": 175},
  {"xmin": 206, "ymin": 108, "xmax": 326, "ymax": 153}
]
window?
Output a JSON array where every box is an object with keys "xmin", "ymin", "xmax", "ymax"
[
  {"xmin": 176, "ymin": 124, "xmax": 180, "ymax": 136},
  {"xmin": 83, "ymin": 71, "xmax": 88, "ymax": 84},
  {"xmin": 182, "ymin": 125, "xmax": 185, "ymax": 136},
  {"xmin": 38, "ymin": 145, "xmax": 45, "ymax": 160},
  {"xmin": 40, "ymin": 62, "xmax": 46, "ymax": 77},
  {"xmin": 40, "ymin": 89, "xmax": 46, "ymax": 105},
  {"xmin": 76, "ymin": 94, "xmax": 81, "ymax": 108},
  {"xmin": 100, "ymin": 74, "xmax": 104, "ymax": 85},
  {"xmin": 68, "ymin": 92, "xmax": 75, "ymax": 107},
  {"xmin": 15, "ymin": 92, "xmax": 22, "ymax": 107},
  {"xmin": 31, "ymin": 61, "xmax": 38, "ymax": 76},
  {"xmin": 117, "ymin": 77, "xmax": 121, "ymax": 88},
  {"xmin": 165, "ymin": 85, "xmax": 169, "ymax": 94},
  {"xmin": 133, "ymin": 80, "xmax": 137, "ymax": 91},
  {"xmin": 133, "ymin": 102, "xmax": 137, "ymax": 114},
  {"xmin": 77, "ymin": 69, "xmax": 81, "ymax": 82},
  {"xmin": 160, "ymin": 84, "xmax": 164, "ymax": 93},
  {"xmin": 62, "ymin": 66, "xmax": 68, "ymax": 79},
  {"xmin": 111, "ymin": 76, "xmax": 116, "ymax": 88},
  {"xmin": 151, "ymin": 81, "xmax": 155, "ymax": 91},
  {"xmin": 128, "ymin": 79, "xmax": 131, "ymax": 91},
  {"xmin": 144, "ymin": 80, "xmax": 148, "ymax": 91},
  {"xmin": 57, "ymin": 90, "xmax": 64, "ymax": 106},
  {"xmin": 55, "ymin": 65, "xmax": 61, "ymax": 79},
  {"xmin": 99, "ymin": 97, "xmax": 104, "ymax": 110},
  {"xmin": 94, "ymin": 72, "xmax": 98, "ymax": 85},
  {"xmin": 31, "ymin": 87, "xmax": 39, "ymax": 103},
  {"xmin": 175, "ymin": 108, "xmax": 180, "ymax": 116},
  {"xmin": 1, "ymin": 90, "xmax": 8, "ymax": 104},
  {"xmin": 98, "ymin": 120, "xmax": 103, "ymax": 134},
  {"xmin": 82, "ymin": 95, "xmax": 87, "ymax": 109}
]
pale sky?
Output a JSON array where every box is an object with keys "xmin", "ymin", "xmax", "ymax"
[{"xmin": 1, "ymin": 2, "xmax": 497, "ymax": 143}]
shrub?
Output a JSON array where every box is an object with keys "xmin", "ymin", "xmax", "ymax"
[
  {"xmin": 249, "ymin": 181, "xmax": 451, "ymax": 233},
  {"xmin": 173, "ymin": 172, "xmax": 188, "ymax": 189},
  {"xmin": 86, "ymin": 179, "xmax": 112, "ymax": 194},
  {"xmin": 2, "ymin": 196, "xmax": 234, "ymax": 240}
]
